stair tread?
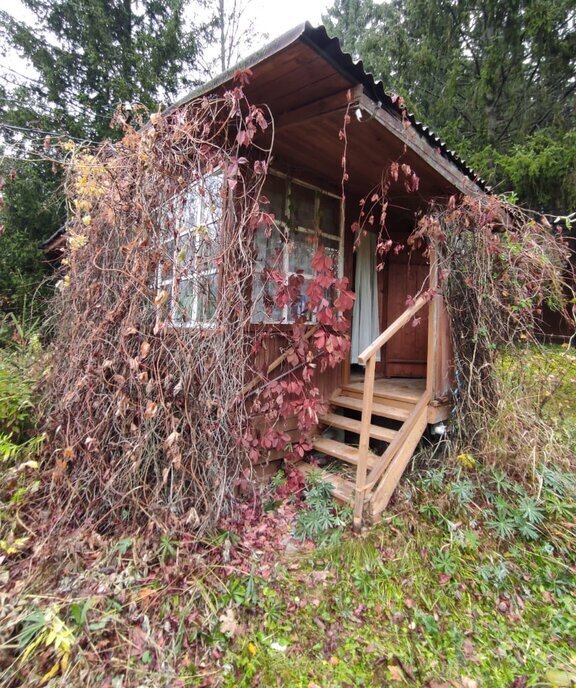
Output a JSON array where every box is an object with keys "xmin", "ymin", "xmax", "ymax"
[
  {"xmin": 298, "ymin": 462, "xmax": 355, "ymax": 503},
  {"xmin": 312, "ymin": 436, "xmax": 378, "ymax": 470},
  {"xmin": 330, "ymin": 394, "xmax": 411, "ymax": 421},
  {"xmin": 319, "ymin": 413, "xmax": 398, "ymax": 443},
  {"xmin": 342, "ymin": 382, "xmax": 422, "ymax": 404}
]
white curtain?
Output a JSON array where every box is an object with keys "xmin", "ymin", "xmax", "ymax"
[{"xmin": 351, "ymin": 232, "xmax": 380, "ymax": 363}]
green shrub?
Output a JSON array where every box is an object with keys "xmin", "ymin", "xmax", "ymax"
[{"xmin": 0, "ymin": 312, "xmax": 42, "ymax": 442}]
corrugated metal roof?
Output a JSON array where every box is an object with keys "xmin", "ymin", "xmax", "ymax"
[{"xmin": 173, "ymin": 22, "xmax": 489, "ymax": 193}]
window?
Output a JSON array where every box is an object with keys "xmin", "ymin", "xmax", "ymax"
[
  {"xmin": 158, "ymin": 174, "xmax": 222, "ymax": 325},
  {"xmin": 252, "ymin": 173, "xmax": 343, "ymax": 324}
]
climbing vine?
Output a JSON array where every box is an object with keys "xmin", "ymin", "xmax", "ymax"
[
  {"xmin": 414, "ymin": 196, "xmax": 574, "ymax": 473},
  {"xmin": 41, "ymin": 73, "xmax": 354, "ymax": 535}
]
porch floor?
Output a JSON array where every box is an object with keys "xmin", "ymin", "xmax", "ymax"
[{"xmin": 346, "ymin": 376, "xmax": 425, "ymax": 403}]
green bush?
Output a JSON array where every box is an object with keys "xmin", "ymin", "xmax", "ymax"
[{"xmin": 0, "ymin": 312, "xmax": 42, "ymax": 442}]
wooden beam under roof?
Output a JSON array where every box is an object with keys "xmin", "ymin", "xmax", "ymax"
[
  {"xmin": 275, "ymin": 85, "xmax": 363, "ymax": 131},
  {"xmin": 357, "ymin": 93, "xmax": 483, "ymax": 197}
]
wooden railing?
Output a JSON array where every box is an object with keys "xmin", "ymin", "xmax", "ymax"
[{"xmin": 352, "ymin": 294, "xmax": 430, "ymax": 530}]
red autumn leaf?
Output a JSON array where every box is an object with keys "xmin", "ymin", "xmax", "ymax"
[
  {"xmin": 334, "ymin": 289, "xmax": 355, "ymax": 311},
  {"xmin": 233, "ymin": 67, "xmax": 253, "ymax": 85},
  {"xmin": 311, "ymin": 248, "xmax": 333, "ymax": 274}
]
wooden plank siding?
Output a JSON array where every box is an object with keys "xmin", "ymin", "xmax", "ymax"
[{"xmin": 247, "ymin": 328, "xmax": 343, "ymax": 464}]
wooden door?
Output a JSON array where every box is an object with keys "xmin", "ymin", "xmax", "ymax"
[{"xmin": 384, "ymin": 253, "xmax": 429, "ymax": 378}]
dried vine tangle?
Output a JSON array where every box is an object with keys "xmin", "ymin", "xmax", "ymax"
[{"xmin": 42, "ymin": 76, "xmax": 354, "ymax": 534}]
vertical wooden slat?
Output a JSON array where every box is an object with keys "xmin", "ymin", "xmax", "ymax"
[{"xmin": 353, "ymin": 355, "xmax": 376, "ymax": 531}]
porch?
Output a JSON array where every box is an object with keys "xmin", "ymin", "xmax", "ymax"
[{"xmin": 303, "ymin": 274, "xmax": 453, "ymax": 530}]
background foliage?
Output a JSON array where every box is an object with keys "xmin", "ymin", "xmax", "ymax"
[
  {"xmin": 0, "ymin": 0, "xmax": 210, "ymax": 317},
  {"xmin": 323, "ymin": 0, "xmax": 576, "ymax": 214}
]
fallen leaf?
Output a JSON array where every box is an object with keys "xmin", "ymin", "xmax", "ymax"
[
  {"xmin": 219, "ymin": 607, "xmax": 239, "ymax": 638},
  {"xmin": 389, "ymin": 665, "xmax": 405, "ymax": 682}
]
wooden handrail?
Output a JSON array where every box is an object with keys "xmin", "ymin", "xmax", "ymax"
[
  {"xmin": 352, "ymin": 291, "xmax": 431, "ymax": 531},
  {"xmin": 357, "ymin": 294, "xmax": 429, "ymax": 365}
]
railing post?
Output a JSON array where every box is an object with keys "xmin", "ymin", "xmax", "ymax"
[
  {"xmin": 353, "ymin": 354, "xmax": 376, "ymax": 531},
  {"xmin": 426, "ymin": 247, "xmax": 439, "ymax": 396}
]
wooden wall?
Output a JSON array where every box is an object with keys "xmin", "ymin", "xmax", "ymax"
[{"xmin": 247, "ymin": 327, "xmax": 343, "ymax": 465}]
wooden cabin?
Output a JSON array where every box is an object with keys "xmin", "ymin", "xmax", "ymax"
[
  {"xmin": 41, "ymin": 24, "xmax": 490, "ymax": 529},
  {"xmin": 166, "ymin": 23, "xmax": 491, "ymax": 528}
]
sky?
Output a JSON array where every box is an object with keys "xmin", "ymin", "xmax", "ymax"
[
  {"xmin": 0, "ymin": 0, "xmax": 334, "ymax": 80},
  {"xmin": 249, "ymin": 0, "xmax": 332, "ymax": 35},
  {"xmin": 0, "ymin": 0, "xmax": 333, "ymax": 42}
]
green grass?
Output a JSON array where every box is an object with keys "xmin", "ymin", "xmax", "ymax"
[
  {"xmin": 499, "ymin": 342, "xmax": 576, "ymax": 441},
  {"xmin": 1, "ymin": 341, "xmax": 575, "ymax": 687},
  {"xmin": 219, "ymin": 476, "xmax": 575, "ymax": 687}
]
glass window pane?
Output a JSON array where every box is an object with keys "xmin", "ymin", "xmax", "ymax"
[
  {"xmin": 288, "ymin": 229, "xmax": 316, "ymax": 275},
  {"xmin": 289, "ymin": 278, "xmax": 313, "ymax": 322},
  {"xmin": 291, "ymin": 183, "xmax": 316, "ymax": 228},
  {"xmin": 174, "ymin": 233, "xmax": 195, "ymax": 274},
  {"xmin": 174, "ymin": 278, "xmax": 196, "ymax": 323},
  {"xmin": 261, "ymin": 175, "xmax": 286, "ymax": 221},
  {"xmin": 321, "ymin": 237, "xmax": 340, "ymax": 275},
  {"xmin": 251, "ymin": 272, "xmax": 284, "ymax": 323},
  {"xmin": 198, "ymin": 175, "xmax": 222, "ymax": 259},
  {"xmin": 181, "ymin": 187, "xmax": 200, "ymax": 229},
  {"xmin": 254, "ymin": 225, "xmax": 284, "ymax": 271},
  {"xmin": 318, "ymin": 193, "xmax": 340, "ymax": 234},
  {"xmin": 160, "ymin": 238, "xmax": 175, "ymax": 280},
  {"xmin": 199, "ymin": 175, "xmax": 222, "ymax": 230},
  {"xmin": 196, "ymin": 272, "xmax": 218, "ymax": 322}
]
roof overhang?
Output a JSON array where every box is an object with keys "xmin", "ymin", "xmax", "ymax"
[{"xmin": 171, "ymin": 22, "xmax": 489, "ymax": 196}]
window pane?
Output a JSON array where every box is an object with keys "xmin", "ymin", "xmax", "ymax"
[
  {"xmin": 199, "ymin": 176, "xmax": 222, "ymax": 228},
  {"xmin": 181, "ymin": 188, "xmax": 200, "ymax": 229},
  {"xmin": 289, "ymin": 278, "xmax": 313, "ymax": 322},
  {"xmin": 174, "ymin": 233, "xmax": 195, "ymax": 274},
  {"xmin": 254, "ymin": 225, "xmax": 284, "ymax": 271},
  {"xmin": 174, "ymin": 278, "xmax": 196, "ymax": 323},
  {"xmin": 261, "ymin": 175, "xmax": 286, "ymax": 221},
  {"xmin": 251, "ymin": 273, "xmax": 284, "ymax": 323},
  {"xmin": 196, "ymin": 272, "xmax": 218, "ymax": 322},
  {"xmin": 199, "ymin": 175, "xmax": 222, "ymax": 259},
  {"xmin": 321, "ymin": 237, "xmax": 340, "ymax": 275},
  {"xmin": 291, "ymin": 183, "xmax": 316, "ymax": 228},
  {"xmin": 288, "ymin": 229, "xmax": 316, "ymax": 275},
  {"xmin": 318, "ymin": 193, "xmax": 340, "ymax": 234},
  {"xmin": 160, "ymin": 238, "xmax": 175, "ymax": 280}
]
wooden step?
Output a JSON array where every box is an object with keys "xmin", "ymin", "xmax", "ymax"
[
  {"xmin": 319, "ymin": 413, "xmax": 398, "ymax": 443},
  {"xmin": 298, "ymin": 462, "xmax": 355, "ymax": 504},
  {"xmin": 342, "ymin": 379, "xmax": 424, "ymax": 404},
  {"xmin": 340, "ymin": 386, "xmax": 416, "ymax": 412},
  {"xmin": 330, "ymin": 394, "xmax": 411, "ymax": 422},
  {"xmin": 312, "ymin": 436, "xmax": 379, "ymax": 470}
]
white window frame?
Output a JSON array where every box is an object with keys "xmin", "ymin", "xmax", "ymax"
[{"xmin": 252, "ymin": 171, "xmax": 345, "ymax": 324}]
